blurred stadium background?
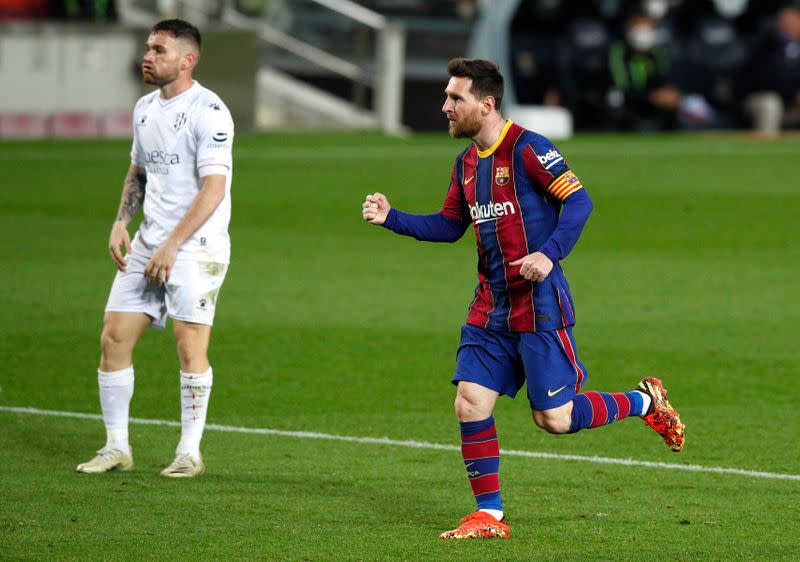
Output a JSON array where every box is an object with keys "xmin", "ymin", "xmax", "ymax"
[
  {"xmin": 3, "ymin": 0, "xmax": 800, "ymax": 138},
  {"xmin": 2, "ymin": 1, "xmax": 800, "ymax": 560}
]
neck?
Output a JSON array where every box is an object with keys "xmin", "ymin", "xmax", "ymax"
[
  {"xmin": 160, "ymin": 75, "xmax": 194, "ymax": 100},
  {"xmin": 472, "ymin": 114, "xmax": 507, "ymax": 152}
]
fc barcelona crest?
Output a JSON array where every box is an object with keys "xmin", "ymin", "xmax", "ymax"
[{"xmin": 495, "ymin": 166, "xmax": 510, "ymax": 186}]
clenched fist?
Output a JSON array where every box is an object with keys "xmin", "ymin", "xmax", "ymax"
[{"xmin": 362, "ymin": 192, "xmax": 391, "ymax": 225}]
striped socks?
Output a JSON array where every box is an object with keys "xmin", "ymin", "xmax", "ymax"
[
  {"xmin": 460, "ymin": 416, "xmax": 502, "ymax": 513},
  {"xmin": 569, "ymin": 391, "xmax": 648, "ymax": 433}
]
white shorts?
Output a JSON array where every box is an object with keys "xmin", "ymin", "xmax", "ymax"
[{"xmin": 105, "ymin": 248, "xmax": 228, "ymax": 329}]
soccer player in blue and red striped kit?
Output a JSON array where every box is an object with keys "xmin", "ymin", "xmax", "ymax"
[{"xmin": 362, "ymin": 58, "xmax": 685, "ymax": 540}]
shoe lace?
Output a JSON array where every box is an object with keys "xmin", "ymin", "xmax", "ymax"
[
  {"xmin": 96, "ymin": 447, "xmax": 120, "ymax": 459},
  {"xmin": 169, "ymin": 454, "xmax": 198, "ymax": 470}
]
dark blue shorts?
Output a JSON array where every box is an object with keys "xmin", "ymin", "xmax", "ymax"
[{"xmin": 452, "ymin": 324, "xmax": 588, "ymax": 411}]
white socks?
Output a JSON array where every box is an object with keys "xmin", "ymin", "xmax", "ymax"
[
  {"xmin": 98, "ymin": 366, "xmax": 213, "ymax": 460},
  {"xmin": 480, "ymin": 509, "xmax": 504, "ymax": 522},
  {"xmin": 176, "ymin": 367, "xmax": 213, "ymax": 460},
  {"xmin": 98, "ymin": 367, "xmax": 134, "ymax": 455}
]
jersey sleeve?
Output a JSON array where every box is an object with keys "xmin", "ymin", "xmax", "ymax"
[
  {"xmin": 521, "ymin": 135, "xmax": 584, "ymax": 202},
  {"xmin": 195, "ymin": 101, "xmax": 234, "ymax": 175},
  {"xmin": 130, "ymin": 99, "xmax": 146, "ymax": 168},
  {"xmin": 440, "ymin": 158, "xmax": 469, "ymax": 221}
]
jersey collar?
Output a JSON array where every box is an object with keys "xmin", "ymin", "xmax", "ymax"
[
  {"xmin": 158, "ymin": 80, "xmax": 199, "ymax": 106},
  {"xmin": 476, "ymin": 119, "xmax": 513, "ymax": 159}
]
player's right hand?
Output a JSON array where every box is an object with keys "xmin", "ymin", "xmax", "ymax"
[
  {"xmin": 109, "ymin": 221, "xmax": 131, "ymax": 272},
  {"xmin": 362, "ymin": 192, "xmax": 391, "ymax": 225}
]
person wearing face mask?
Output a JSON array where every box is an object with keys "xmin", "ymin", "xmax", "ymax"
[
  {"xmin": 606, "ymin": 11, "xmax": 683, "ymax": 130},
  {"xmin": 737, "ymin": 6, "xmax": 800, "ymax": 135}
]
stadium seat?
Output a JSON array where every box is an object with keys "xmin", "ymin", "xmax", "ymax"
[
  {"xmin": 560, "ymin": 18, "xmax": 611, "ymax": 130},
  {"xmin": 100, "ymin": 112, "xmax": 134, "ymax": 138},
  {"xmin": 48, "ymin": 112, "xmax": 100, "ymax": 138},
  {"xmin": 676, "ymin": 16, "xmax": 751, "ymax": 120},
  {"xmin": 0, "ymin": 112, "xmax": 47, "ymax": 138}
]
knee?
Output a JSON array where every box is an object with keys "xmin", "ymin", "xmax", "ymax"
[
  {"xmin": 175, "ymin": 336, "xmax": 202, "ymax": 366},
  {"xmin": 454, "ymin": 394, "xmax": 475, "ymax": 421},
  {"xmin": 532, "ymin": 408, "xmax": 571, "ymax": 434},
  {"xmin": 454, "ymin": 393, "xmax": 490, "ymax": 422},
  {"xmin": 100, "ymin": 323, "xmax": 129, "ymax": 356},
  {"xmin": 173, "ymin": 326, "xmax": 209, "ymax": 372}
]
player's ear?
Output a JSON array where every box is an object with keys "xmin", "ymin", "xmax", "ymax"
[
  {"xmin": 181, "ymin": 50, "xmax": 198, "ymax": 72},
  {"xmin": 482, "ymin": 95, "xmax": 496, "ymax": 115}
]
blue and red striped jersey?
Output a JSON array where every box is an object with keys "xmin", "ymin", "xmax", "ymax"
[{"xmin": 439, "ymin": 120, "xmax": 590, "ymax": 332}]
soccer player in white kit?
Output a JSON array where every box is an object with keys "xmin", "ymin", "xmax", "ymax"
[{"xmin": 76, "ymin": 19, "xmax": 234, "ymax": 478}]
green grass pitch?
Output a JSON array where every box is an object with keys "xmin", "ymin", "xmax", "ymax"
[{"xmin": 1, "ymin": 132, "xmax": 799, "ymax": 560}]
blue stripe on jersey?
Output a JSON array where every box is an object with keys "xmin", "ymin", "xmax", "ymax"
[
  {"xmin": 475, "ymin": 156, "xmax": 510, "ymax": 330},
  {"xmin": 513, "ymin": 133, "xmax": 560, "ymax": 252},
  {"xmin": 455, "ymin": 150, "xmax": 465, "ymax": 187}
]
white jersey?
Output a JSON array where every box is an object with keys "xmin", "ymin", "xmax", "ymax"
[{"xmin": 131, "ymin": 81, "xmax": 234, "ymax": 263}]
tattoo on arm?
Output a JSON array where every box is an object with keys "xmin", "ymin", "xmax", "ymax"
[{"xmin": 116, "ymin": 168, "xmax": 147, "ymax": 223}]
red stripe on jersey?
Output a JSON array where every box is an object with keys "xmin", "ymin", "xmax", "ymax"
[
  {"xmin": 462, "ymin": 438, "xmax": 499, "ymax": 460},
  {"xmin": 466, "ymin": 246, "xmax": 492, "ymax": 328},
  {"xmin": 440, "ymin": 148, "xmax": 476, "ymax": 221},
  {"xmin": 556, "ymin": 291, "xmax": 568, "ymax": 327},
  {"xmin": 462, "ymin": 426, "xmax": 497, "ymax": 442},
  {"xmin": 462, "ymin": 147, "xmax": 493, "ymax": 329},
  {"xmin": 557, "ymin": 328, "xmax": 584, "ymax": 392},
  {"xmin": 492, "ymin": 124, "xmax": 535, "ymax": 331},
  {"xmin": 585, "ymin": 391, "xmax": 608, "ymax": 428},
  {"xmin": 522, "ymin": 144, "xmax": 557, "ymax": 191},
  {"xmin": 467, "ymin": 291, "xmax": 491, "ymax": 328},
  {"xmin": 611, "ymin": 393, "xmax": 631, "ymax": 419},
  {"xmin": 469, "ymin": 473, "xmax": 500, "ymax": 496},
  {"xmin": 556, "ymin": 289, "xmax": 575, "ymax": 327}
]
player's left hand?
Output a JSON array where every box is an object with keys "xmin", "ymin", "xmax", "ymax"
[
  {"xmin": 144, "ymin": 241, "xmax": 179, "ymax": 287},
  {"xmin": 510, "ymin": 252, "xmax": 553, "ymax": 283}
]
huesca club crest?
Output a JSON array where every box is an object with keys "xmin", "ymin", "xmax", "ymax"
[{"xmin": 495, "ymin": 166, "xmax": 510, "ymax": 186}]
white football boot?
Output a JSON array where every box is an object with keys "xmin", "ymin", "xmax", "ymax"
[
  {"xmin": 160, "ymin": 453, "xmax": 205, "ymax": 478},
  {"xmin": 76, "ymin": 447, "xmax": 134, "ymax": 473}
]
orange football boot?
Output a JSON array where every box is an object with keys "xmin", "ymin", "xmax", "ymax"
[
  {"xmin": 637, "ymin": 376, "xmax": 685, "ymax": 452},
  {"xmin": 439, "ymin": 511, "xmax": 510, "ymax": 540}
]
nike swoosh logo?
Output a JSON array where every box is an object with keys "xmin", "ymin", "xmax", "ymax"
[
  {"xmin": 464, "ymin": 176, "xmax": 475, "ymax": 185},
  {"xmin": 474, "ymin": 217, "xmax": 498, "ymax": 225},
  {"xmin": 547, "ymin": 385, "xmax": 567, "ymax": 397}
]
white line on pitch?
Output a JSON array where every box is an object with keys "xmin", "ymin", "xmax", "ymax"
[{"xmin": 2, "ymin": 405, "xmax": 798, "ymax": 482}]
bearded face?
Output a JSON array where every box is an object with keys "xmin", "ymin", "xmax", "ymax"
[
  {"xmin": 448, "ymin": 104, "xmax": 483, "ymax": 139},
  {"xmin": 142, "ymin": 31, "xmax": 186, "ymax": 87},
  {"xmin": 443, "ymin": 76, "xmax": 486, "ymax": 139}
]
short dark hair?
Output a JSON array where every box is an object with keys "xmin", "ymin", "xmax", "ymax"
[
  {"xmin": 447, "ymin": 58, "xmax": 504, "ymax": 109},
  {"xmin": 152, "ymin": 19, "xmax": 201, "ymax": 51}
]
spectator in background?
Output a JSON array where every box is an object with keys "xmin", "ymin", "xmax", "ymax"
[
  {"xmin": 0, "ymin": 0, "xmax": 51, "ymax": 20},
  {"xmin": 53, "ymin": 0, "xmax": 117, "ymax": 22},
  {"xmin": 606, "ymin": 11, "xmax": 683, "ymax": 130},
  {"xmin": 510, "ymin": 0, "xmax": 568, "ymax": 106},
  {"xmin": 738, "ymin": 6, "xmax": 800, "ymax": 135}
]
